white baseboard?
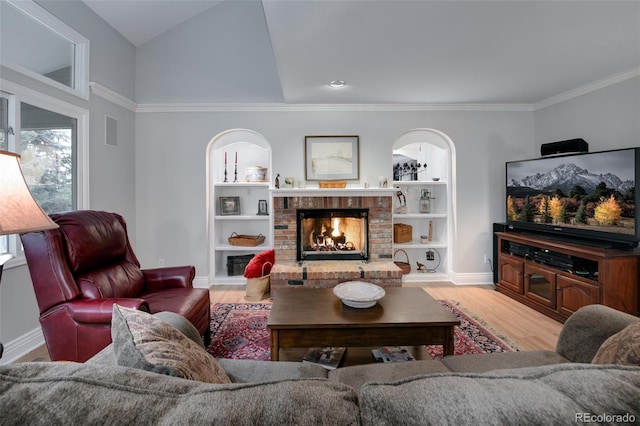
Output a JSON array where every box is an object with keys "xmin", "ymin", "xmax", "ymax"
[
  {"xmin": 450, "ymin": 271, "xmax": 495, "ymax": 285},
  {"xmin": 193, "ymin": 276, "xmax": 211, "ymax": 289},
  {"xmin": 1, "ymin": 327, "xmax": 45, "ymax": 365}
]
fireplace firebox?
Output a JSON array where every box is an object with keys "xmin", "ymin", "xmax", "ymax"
[{"xmin": 296, "ymin": 208, "xmax": 369, "ymax": 262}]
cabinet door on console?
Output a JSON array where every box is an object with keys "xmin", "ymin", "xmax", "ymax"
[
  {"xmin": 498, "ymin": 255, "xmax": 524, "ymax": 294},
  {"xmin": 556, "ymin": 275, "xmax": 600, "ymax": 318},
  {"xmin": 524, "ymin": 264, "xmax": 556, "ymax": 309}
]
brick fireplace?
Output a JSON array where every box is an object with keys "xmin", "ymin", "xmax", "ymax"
[{"xmin": 271, "ymin": 189, "xmax": 402, "ymax": 294}]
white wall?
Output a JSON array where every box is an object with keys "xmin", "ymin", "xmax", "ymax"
[{"xmin": 134, "ymin": 108, "xmax": 534, "ymax": 281}]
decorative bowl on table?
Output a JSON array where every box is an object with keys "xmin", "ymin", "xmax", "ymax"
[{"xmin": 333, "ymin": 281, "xmax": 386, "ymax": 308}]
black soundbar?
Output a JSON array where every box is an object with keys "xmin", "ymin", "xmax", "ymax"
[{"xmin": 540, "ymin": 138, "xmax": 588, "ymax": 157}]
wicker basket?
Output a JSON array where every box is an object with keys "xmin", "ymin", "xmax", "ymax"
[
  {"xmin": 393, "ymin": 223, "xmax": 412, "ymax": 243},
  {"xmin": 393, "ymin": 249, "xmax": 411, "ymax": 274},
  {"xmin": 319, "ymin": 180, "xmax": 346, "ymax": 188},
  {"xmin": 228, "ymin": 233, "xmax": 265, "ymax": 246},
  {"xmin": 245, "ymin": 262, "xmax": 272, "ymax": 301}
]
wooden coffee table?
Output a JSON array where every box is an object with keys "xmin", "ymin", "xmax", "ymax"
[{"xmin": 267, "ymin": 287, "xmax": 460, "ymax": 362}]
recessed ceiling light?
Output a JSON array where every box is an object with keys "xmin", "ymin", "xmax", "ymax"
[{"xmin": 329, "ymin": 80, "xmax": 346, "ymax": 88}]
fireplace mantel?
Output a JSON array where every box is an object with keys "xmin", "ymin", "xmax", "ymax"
[{"xmin": 271, "ymin": 187, "xmax": 396, "ymax": 198}]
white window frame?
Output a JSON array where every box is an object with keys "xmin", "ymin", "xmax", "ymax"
[
  {"xmin": 2, "ymin": 0, "xmax": 90, "ymax": 100},
  {"xmin": 0, "ymin": 79, "xmax": 89, "ymax": 268}
]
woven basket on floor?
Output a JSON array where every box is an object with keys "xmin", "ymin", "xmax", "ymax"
[{"xmin": 245, "ymin": 262, "xmax": 272, "ymax": 301}]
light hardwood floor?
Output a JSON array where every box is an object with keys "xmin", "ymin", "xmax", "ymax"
[{"xmin": 15, "ymin": 282, "xmax": 563, "ymax": 362}]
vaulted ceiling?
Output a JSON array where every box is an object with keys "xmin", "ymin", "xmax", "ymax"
[{"xmin": 82, "ymin": 0, "xmax": 640, "ymax": 105}]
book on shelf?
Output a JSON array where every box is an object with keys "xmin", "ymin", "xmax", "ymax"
[
  {"xmin": 302, "ymin": 347, "xmax": 346, "ymax": 370},
  {"xmin": 371, "ymin": 346, "xmax": 415, "ymax": 363}
]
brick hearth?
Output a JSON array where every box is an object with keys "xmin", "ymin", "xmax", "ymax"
[
  {"xmin": 271, "ymin": 190, "xmax": 402, "ymax": 294},
  {"xmin": 270, "ymin": 261, "xmax": 402, "ymax": 294}
]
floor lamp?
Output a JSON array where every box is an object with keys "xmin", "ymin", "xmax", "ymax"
[{"xmin": 0, "ymin": 150, "xmax": 59, "ymax": 359}]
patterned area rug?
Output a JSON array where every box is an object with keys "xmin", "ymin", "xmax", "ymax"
[
  {"xmin": 208, "ymin": 303, "xmax": 272, "ymax": 360},
  {"xmin": 207, "ymin": 300, "xmax": 516, "ymax": 361}
]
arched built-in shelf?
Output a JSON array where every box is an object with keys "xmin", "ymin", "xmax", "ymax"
[
  {"xmin": 392, "ymin": 129, "xmax": 456, "ymax": 282},
  {"xmin": 206, "ymin": 129, "xmax": 273, "ymax": 284}
]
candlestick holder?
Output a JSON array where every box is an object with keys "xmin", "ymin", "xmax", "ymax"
[
  {"xmin": 223, "ymin": 163, "xmax": 228, "ymax": 182},
  {"xmin": 233, "ymin": 162, "xmax": 238, "ymax": 182}
]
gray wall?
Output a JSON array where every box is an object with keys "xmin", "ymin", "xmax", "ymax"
[
  {"xmin": 135, "ymin": 0, "xmax": 282, "ymax": 103},
  {"xmin": 134, "ymin": 108, "xmax": 534, "ymax": 277},
  {"xmin": 0, "ymin": 1, "xmax": 137, "ymax": 361},
  {"xmin": 534, "ymin": 76, "xmax": 640, "ymax": 150},
  {"xmin": 36, "ymin": 0, "xmax": 136, "ymax": 100},
  {"xmin": 134, "ymin": 76, "xmax": 639, "ymax": 283}
]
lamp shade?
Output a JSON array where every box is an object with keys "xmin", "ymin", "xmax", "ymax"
[{"xmin": 0, "ymin": 150, "xmax": 59, "ymax": 235}]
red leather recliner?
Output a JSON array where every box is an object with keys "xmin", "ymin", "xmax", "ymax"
[{"xmin": 21, "ymin": 210, "xmax": 210, "ymax": 362}]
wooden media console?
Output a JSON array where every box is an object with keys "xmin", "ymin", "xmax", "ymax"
[{"xmin": 496, "ymin": 232, "xmax": 639, "ymax": 322}]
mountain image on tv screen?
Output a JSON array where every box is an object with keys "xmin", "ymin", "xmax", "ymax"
[{"xmin": 506, "ymin": 149, "xmax": 636, "ymax": 236}]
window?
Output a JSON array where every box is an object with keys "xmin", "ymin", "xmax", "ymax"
[
  {"xmin": 20, "ymin": 102, "xmax": 77, "ymax": 212},
  {"xmin": 0, "ymin": 82, "xmax": 88, "ymax": 260},
  {"xmin": 0, "ymin": 0, "xmax": 89, "ymax": 99}
]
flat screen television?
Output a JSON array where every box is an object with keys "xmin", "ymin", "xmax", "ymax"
[{"xmin": 506, "ymin": 147, "xmax": 639, "ymax": 249}]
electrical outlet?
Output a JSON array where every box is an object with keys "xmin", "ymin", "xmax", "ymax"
[
  {"xmin": 159, "ymin": 258, "xmax": 165, "ymax": 267},
  {"xmin": 484, "ymin": 254, "xmax": 490, "ymax": 264}
]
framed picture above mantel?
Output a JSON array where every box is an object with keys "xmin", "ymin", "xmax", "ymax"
[{"xmin": 305, "ymin": 135, "xmax": 359, "ymax": 181}]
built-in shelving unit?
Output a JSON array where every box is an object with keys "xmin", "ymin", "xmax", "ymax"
[
  {"xmin": 391, "ymin": 130, "xmax": 453, "ymax": 282},
  {"xmin": 208, "ymin": 130, "xmax": 272, "ymax": 284},
  {"xmin": 208, "ymin": 128, "xmax": 455, "ymax": 285},
  {"xmin": 392, "ymin": 180, "xmax": 449, "ymax": 281}
]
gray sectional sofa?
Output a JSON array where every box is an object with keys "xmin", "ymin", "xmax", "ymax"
[{"xmin": 1, "ymin": 304, "xmax": 638, "ymax": 425}]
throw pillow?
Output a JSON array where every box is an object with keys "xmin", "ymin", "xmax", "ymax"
[
  {"xmin": 244, "ymin": 249, "xmax": 275, "ymax": 278},
  {"xmin": 111, "ymin": 304, "xmax": 230, "ymax": 384},
  {"xmin": 153, "ymin": 311, "xmax": 204, "ymax": 348},
  {"xmin": 591, "ymin": 321, "xmax": 640, "ymax": 366}
]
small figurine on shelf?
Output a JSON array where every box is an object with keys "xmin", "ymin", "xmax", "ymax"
[
  {"xmin": 393, "ymin": 161, "xmax": 427, "ymax": 181},
  {"xmin": 394, "ymin": 187, "xmax": 407, "ymax": 214},
  {"xmin": 275, "ymin": 174, "xmax": 280, "ymax": 189},
  {"xmin": 416, "ymin": 261, "xmax": 426, "ymax": 272}
]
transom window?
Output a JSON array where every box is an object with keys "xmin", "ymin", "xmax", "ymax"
[{"xmin": 0, "ymin": 0, "xmax": 89, "ymax": 99}]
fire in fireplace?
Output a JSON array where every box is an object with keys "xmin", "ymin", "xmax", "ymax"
[{"xmin": 296, "ymin": 208, "xmax": 369, "ymax": 262}]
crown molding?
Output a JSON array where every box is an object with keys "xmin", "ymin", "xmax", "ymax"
[
  {"xmin": 135, "ymin": 102, "xmax": 533, "ymax": 113},
  {"xmin": 91, "ymin": 68, "xmax": 640, "ymax": 115},
  {"xmin": 89, "ymin": 82, "xmax": 137, "ymax": 112},
  {"xmin": 533, "ymin": 67, "xmax": 640, "ymax": 111}
]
